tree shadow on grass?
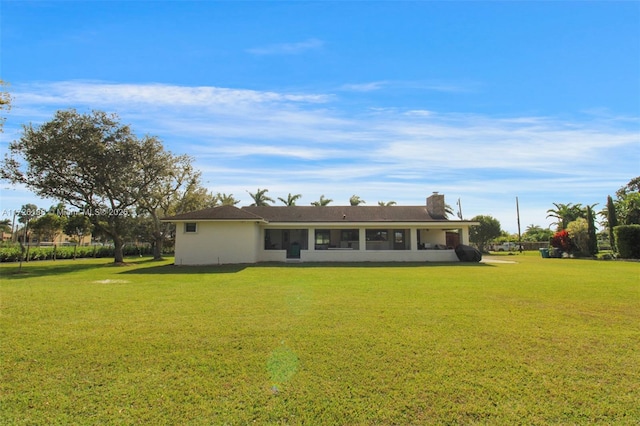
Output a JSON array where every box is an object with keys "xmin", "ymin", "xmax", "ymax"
[
  {"xmin": 119, "ymin": 263, "xmax": 249, "ymax": 275},
  {"xmin": 1, "ymin": 257, "xmax": 494, "ymax": 279},
  {"xmin": 0, "ymin": 257, "xmax": 176, "ymax": 280},
  {"xmin": 0, "ymin": 259, "xmax": 115, "ymax": 280},
  {"xmin": 119, "ymin": 261, "xmax": 493, "ymax": 275}
]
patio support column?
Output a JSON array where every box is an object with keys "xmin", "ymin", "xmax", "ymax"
[
  {"xmin": 308, "ymin": 228, "xmax": 316, "ymax": 251},
  {"xmin": 359, "ymin": 227, "xmax": 366, "ymax": 251},
  {"xmin": 410, "ymin": 228, "xmax": 418, "ymax": 251},
  {"xmin": 460, "ymin": 227, "xmax": 469, "ymax": 245}
]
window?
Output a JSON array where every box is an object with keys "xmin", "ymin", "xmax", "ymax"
[
  {"xmin": 394, "ymin": 229, "xmax": 410, "ymax": 250},
  {"xmin": 265, "ymin": 229, "xmax": 309, "ymax": 250},
  {"xmin": 315, "ymin": 230, "xmax": 331, "ymax": 245},
  {"xmin": 184, "ymin": 222, "xmax": 197, "ymax": 233},
  {"xmin": 366, "ymin": 230, "xmax": 388, "ymax": 241}
]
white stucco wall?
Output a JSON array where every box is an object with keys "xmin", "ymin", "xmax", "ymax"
[
  {"xmin": 418, "ymin": 229, "xmax": 447, "ymax": 247},
  {"xmin": 172, "ymin": 221, "xmax": 473, "ymax": 265},
  {"xmin": 174, "ymin": 221, "xmax": 260, "ymax": 265}
]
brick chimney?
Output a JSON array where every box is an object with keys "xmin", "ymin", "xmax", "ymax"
[{"xmin": 427, "ymin": 192, "xmax": 446, "ymax": 219}]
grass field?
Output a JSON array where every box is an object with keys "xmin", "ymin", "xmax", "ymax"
[{"xmin": 1, "ymin": 254, "xmax": 638, "ymax": 424}]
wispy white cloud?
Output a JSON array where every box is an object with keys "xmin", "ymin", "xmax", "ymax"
[
  {"xmin": 246, "ymin": 38, "xmax": 324, "ymax": 55},
  {"xmin": 340, "ymin": 81, "xmax": 389, "ymax": 92},
  {"xmin": 18, "ymin": 81, "xmax": 331, "ymax": 108},
  {"xmin": 3, "ymin": 81, "xmax": 638, "ymax": 231},
  {"xmin": 340, "ymin": 80, "xmax": 474, "ymax": 93}
]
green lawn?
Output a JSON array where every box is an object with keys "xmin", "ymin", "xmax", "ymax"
[{"xmin": 1, "ymin": 255, "xmax": 638, "ymax": 424}]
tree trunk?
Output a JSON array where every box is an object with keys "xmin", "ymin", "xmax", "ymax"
[
  {"xmin": 153, "ymin": 232, "xmax": 164, "ymax": 260},
  {"xmin": 113, "ymin": 237, "xmax": 125, "ymax": 263},
  {"xmin": 150, "ymin": 213, "xmax": 164, "ymax": 260}
]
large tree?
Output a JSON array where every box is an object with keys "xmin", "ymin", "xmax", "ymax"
[
  {"xmin": 469, "ymin": 215, "xmax": 502, "ymax": 253},
  {"xmin": 1, "ymin": 109, "xmax": 174, "ymax": 263}
]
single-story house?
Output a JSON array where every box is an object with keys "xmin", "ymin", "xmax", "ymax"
[{"xmin": 162, "ymin": 193, "xmax": 479, "ymax": 265}]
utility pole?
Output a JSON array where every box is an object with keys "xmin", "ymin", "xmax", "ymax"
[{"xmin": 516, "ymin": 196, "xmax": 522, "ymax": 253}]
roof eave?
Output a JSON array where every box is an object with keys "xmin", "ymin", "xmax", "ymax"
[{"xmin": 160, "ymin": 218, "xmax": 268, "ymax": 223}]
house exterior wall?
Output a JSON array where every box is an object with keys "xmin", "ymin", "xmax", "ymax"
[
  {"xmin": 174, "ymin": 221, "xmax": 260, "ymax": 265},
  {"xmin": 173, "ymin": 221, "xmax": 473, "ymax": 265}
]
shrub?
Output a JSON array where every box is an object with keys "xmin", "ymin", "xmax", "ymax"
[
  {"xmin": 567, "ymin": 218, "xmax": 589, "ymax": 256},
  {"xmin": 0, "ymin": 246, "xmax": 22, "ymax": 262},
  {"xmin": 614, "ymin": 225, "xmax": 640, "ymax": 259},
  {"xmin": 550, "ymin": 230, "xmax": 572, "ymax": 253},
  {"xmin": 0, "ymin": 244, "xmax": 154, "ymax": 262}
]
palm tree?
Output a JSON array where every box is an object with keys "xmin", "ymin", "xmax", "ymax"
[
  {"xmin": 215, "ymin": 193, "xmax": 240, "ymax": 206},
  {"xmin": 278, "ymin": 193, "xmax": 302, "ymax": 206},
  {"xmin": 377, "ymin": 201, "xmax": 397, "ymax": 206},
  {"xmin": 445, "ymin": 203, "xmax": 455, "ymax": 219},
  {"xmin": 546, "ymin": 202, "xmax": 584, "ymax": 230},
  {"xmin": 523, "ymin": 224, "xmax": 553, "ymax": 242},
  {"xmin": 349, "ymin": 195, "xmax": 365, "ymax": 206},
  {"xmin": 247, "ymin": 188, "xmax": 274, "ymax": 207},
  {"xmin": 311, "ymin": 195, "xmax": 333, "ymax": 206}
]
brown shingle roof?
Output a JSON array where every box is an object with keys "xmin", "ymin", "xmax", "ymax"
[
  {"xmin": 160, "ymin": 205, "xmax": 484, "ymax": 228},
  {"xmin": 162, "ymin": 205, "xmax": 265, "ymax": 221},
  {"xmin": 243, "ymin": 206, "xmax": 444, "ymax": 222},
  {"xmin": 163, "ymin": 205, "xmax": 452, "ymax": 223}
]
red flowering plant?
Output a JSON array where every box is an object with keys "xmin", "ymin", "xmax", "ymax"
[{"xmin": 550, "ymin": 230, "xmax": 572, "ymax": 253}]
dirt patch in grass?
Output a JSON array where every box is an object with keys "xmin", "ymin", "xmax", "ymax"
[
  {"xmin": 481, "ymin": 257, "xmax": 517, "ymax": 264},
  {"xmin": 92, "ymin": 279, "xmax": 130, "ymax": 284}
]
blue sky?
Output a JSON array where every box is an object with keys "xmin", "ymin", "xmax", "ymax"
[{"xmin": 1, "ymin": 1, "xmax": 638, "ymax": 233}]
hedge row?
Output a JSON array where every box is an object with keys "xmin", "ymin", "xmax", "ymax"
[
  {"xmin": 614, "ymin": 225, "xmax": 640, "ymax": 259},
  {"xmin": 0, "ymin": 245, "xmax": 155, "ymax": 262}
]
